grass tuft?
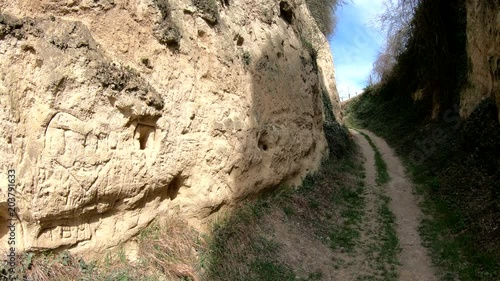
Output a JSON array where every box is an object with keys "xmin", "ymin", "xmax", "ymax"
[
  {"xmin": 358, "ymin": 131, "xmax": 390, "ymax": 186},
  {"xmin": 0, "ymin": 215, "xmax": 201, "ymax": 281},
  {"xmin": 304, "ymin": 0, "xmax": 346, "ymax": 36},
  {"xmin": 192, "ymin": 0, "xmax": 219, "ymax": 24}
]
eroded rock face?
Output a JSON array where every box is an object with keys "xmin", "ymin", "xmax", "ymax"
[
  {"xmin": 461, "ymin": 0, "xmax": 500, "ymax": 122},
  {"xmin": 0, "ymin": 0, "xmax": 341, "ymax": 253}
]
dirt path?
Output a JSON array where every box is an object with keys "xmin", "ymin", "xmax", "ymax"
[
  {"xmin": 330, "ymin": 128, "xmax": 382, "ymax": 280},
  {"xmin": 249, "ymin": 129, "xmax": 438, "ymax": 281},
  {"xmin": 353, "ymin": 129, "xmax": 438, "ymax": 281}
]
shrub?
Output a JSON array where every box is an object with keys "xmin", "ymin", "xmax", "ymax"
[
  {"xmin": 323, "ymin": 120, "xmax": 352, "ymax": 159},
  {"xmin": 369, "ymin": 0, "xmax": 468, "ymax": 117},
  {"xmin": 193, "ymin": 0, "xmax": 219, "ymax": 25},
  {"xmin": 155, "ymin": 22, "xmax": 181, "ymax": 48},
  {"xmin": 242, "ymin": 51, "xmax": 252, "ymax": 66},
  {"xmin": 300, "ymin": 36, "xmax": 318, "ymax": 72},
  {"xmin": 152, "ymin": 0, "xmax": 182, "ymax": 48},
  {"xmin": 304, "ymin": 0, "xmax": 346, "ymax": 36},
  {"xmin": 153, "ymin": 0, "xmax": 171, "ymax": 20}
]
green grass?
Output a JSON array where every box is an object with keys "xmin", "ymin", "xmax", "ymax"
[
  {"xmin": 411, "ymin": 163, "xmax": 500, "ymax": 281},
  {"xmin": 329, "ymin": 227, "xmax": 360, "ymax": 252},
  {"xmin": 201, "ymin": 164, "xmax": 363, "ymax": 280},
  {"xmin": 358, "ymin": 131, "xmax": 390, "ymax": 186},
  {"xmin": 339, "ymin": 127, "xmax": 399, "ymax": 280},
  {"xmin": 200, "ymin": 199, "xmax": 299, "ymax": 281},
  {"xmin": 249, "ymin": 259, "xmax": 296, "ymax": 281},
  {"xmin": 358, "ymin": 131, "xmax": 399, "ymax": 280},
  {"xmin": 376, "ymin": 194, "xmax": 400, "ymax": 281},
  {"xmin": 328, "ymin": 184, "xmax": 364, "ymax": 253},
  {"xmin": 201, "ymin": 124, "xmax": 362, "ymax": 279}
]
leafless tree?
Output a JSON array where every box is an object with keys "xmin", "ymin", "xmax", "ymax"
[
  {"xmin": 305, "ymin": 0, "xmax": 350, "ymax": 36},
  {"xmin": 369, "ymin": 0, "xmax": 421, "ymax": 83}
]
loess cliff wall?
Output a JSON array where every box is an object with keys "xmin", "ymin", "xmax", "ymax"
[
  {"xmin": 461, "ymin": 0, "xmax": 500, "ymax": 122},
  {"xmin": 0, "ymin": 0, "xmax": 341, "ymax": 254}
]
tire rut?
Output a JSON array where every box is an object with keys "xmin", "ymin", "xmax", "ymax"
[{"xmin": 355, "ymin": 129, "xmax": 438, "ymax": 281}]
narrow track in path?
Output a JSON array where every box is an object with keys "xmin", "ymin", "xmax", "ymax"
[{"xmin": 353, "ymin": 129, "xmax": 438, "ymax": 281}]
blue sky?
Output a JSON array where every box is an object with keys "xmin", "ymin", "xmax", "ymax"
[{"xmin": 328, "ymin": 0, "xmax": 385, "ymax": 100}]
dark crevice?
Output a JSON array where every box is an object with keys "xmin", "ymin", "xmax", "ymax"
[
  {"xmin": 167, "ymin": 175, "xmax": 185, "ymax": 200},
  {"xmin": 279, "ymin": 1, "xmax": 294, "ymax": 24},
  {"xmin": 135, "ymin": 123, "xmax": 156, "ymax": 150},
  {"xmin": 258, "ymin": 131, "xmax": 270, "ymax": 151}
]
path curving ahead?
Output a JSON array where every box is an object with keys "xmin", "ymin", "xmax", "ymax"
[{"xmin": 352, "ymin": 129, "xmax": 438, "ymax": 281}]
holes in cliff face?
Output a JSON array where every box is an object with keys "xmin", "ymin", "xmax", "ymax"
[
  {"xmin": 0, "ymin": 210, "xmax": 9, "ymax": 239},
  {"xmin": 141, "ymin": 57, "xmax": 153, "ymax": 69},
  {"xmin": 279, "ymin": 1, "xmax": 294, "ymax": 24},
  {"xmin": 259, "ymin": 142, "xmax": 269, "ymax": 151},
  {"xmin": 167, "ymin": 175, "xmax": 185, "ymax": 200},
  {"xmin": 21, "ymin": 44, "xmax": 36, "ymax": 54},
  {"xmin": 236, "ymin": 35, "xmax": 244, "ymax": 46},
  {"xmin": 134, "ymin": 123, "xmax": 156, "ymax": 150},
  {"xmin": 234, "ymin": 34, "xmax": 244, "ymax": 46},
  {"xmin": 258, "ymin": 131, "xmax": 270, "ymax": 151},
  {"xmin": 495, "ymin": 58, "xmax": 500, "ymax": 79}
]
